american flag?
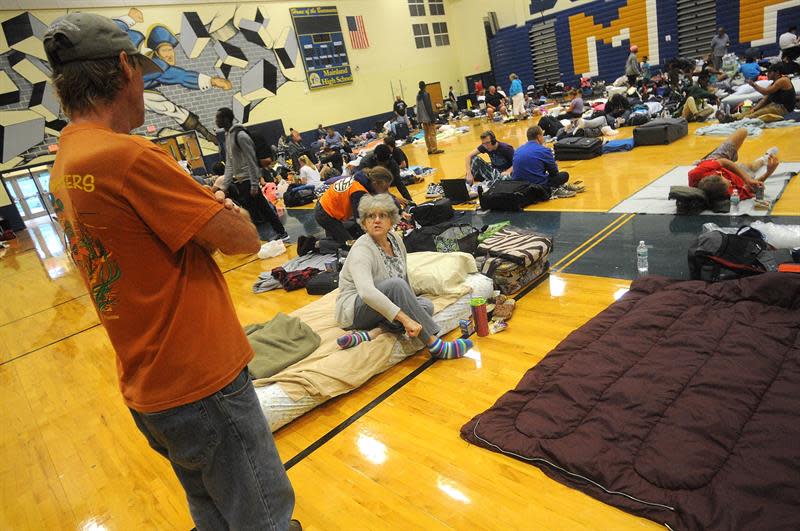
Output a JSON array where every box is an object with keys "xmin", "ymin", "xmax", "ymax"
[{"xmin": 346, "ymin": 15, "xmax": 369, "ymax": 49}]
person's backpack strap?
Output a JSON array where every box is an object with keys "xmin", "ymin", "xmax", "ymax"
[{"xmin": 231, "ymin": 125, "xmax": 251, "ymax": 152}]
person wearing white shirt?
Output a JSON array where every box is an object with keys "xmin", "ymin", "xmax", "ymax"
[
  {"xmin": 298, "ymin": 155, "xmax": 322, "ymax": 188},
  {"xmin": 779, "ymin": 26, "xmax": 799, "ymax": 61}
]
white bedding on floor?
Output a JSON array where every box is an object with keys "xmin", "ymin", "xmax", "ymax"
[
  {"xmin": 256, "ymin": 273, "xmax": 494, "ymax": 432},
  {"xmin": 609, "ymin": 163, "xmax": 799, "ymax": 216}
]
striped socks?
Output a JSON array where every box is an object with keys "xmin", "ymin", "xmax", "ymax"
[
  {"xmin": 429, "ymin": 337, "xmax": 473, "ymax": 360},
  {"xmin": 337, "ymin": 331, "xmax": 371, "ymax": 349}
]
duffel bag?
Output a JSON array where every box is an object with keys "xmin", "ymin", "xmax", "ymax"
[
  {"xmin": 306, "ymin": 271, "xmax": 339, "ymax": 295},
  {"xmin": 409, "ymin": 198, "xmax": 454, "ymax": 226},
  {"xmin": 434, "ymin": 224, "xmax": 479, "ymax": 254},
  {"xmin": 478, "ymin": 181, "xmax": 549, "ymax": 211}
]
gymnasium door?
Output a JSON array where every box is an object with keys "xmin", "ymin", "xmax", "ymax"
[
  {"xmin": 425, "ymin": 81, "xmax": 444, "ymax": 111},
  {"xmin": 1, "ymin": 165, "xmax": 55, "ymax": 223}
]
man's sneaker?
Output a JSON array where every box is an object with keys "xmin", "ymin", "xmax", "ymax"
[
  {"xmin": 563, "ymin": 182, "xmax": 586, "ymax": 193},
  {"xmin": 551, "ymin": 186, "xmax": 577, "ymax": 199},
  {"xmin": 425, "ymin": 183, "xmax": 444, "ymax": 198},
  {"xmin": 276, "ymin": 232, "xmax": 290, "ymax": 242}
]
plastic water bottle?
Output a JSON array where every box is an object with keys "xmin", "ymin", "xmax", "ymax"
[
  {"xmin": 730, "ymin": 189, "xmax": 740, "ymax": 212},
  {"xmin": 637, "ymin": 241, "xmax": 649, "ymax": 274}
]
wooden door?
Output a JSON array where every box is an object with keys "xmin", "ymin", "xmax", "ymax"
[{"xmin": 425, "ymin": 81, "xmax": 444, "ymax": 111}]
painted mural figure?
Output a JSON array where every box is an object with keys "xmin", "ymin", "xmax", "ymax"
[{"xmin": 114, "ymin": 9, "xmax": 231, "ymax": 144}]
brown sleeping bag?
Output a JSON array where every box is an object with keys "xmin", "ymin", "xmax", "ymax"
[{"xmin": 461, "ymin": 273, "xmax": 800, "ymax": 531}]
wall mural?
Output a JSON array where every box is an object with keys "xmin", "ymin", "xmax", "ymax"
[
  {"xmin": 568, "ymin": 0, "xmax": 660, "ymax": 79},
  {"xmin": 0, "ymin": 6, "xmax": 306, "ymax": 169}
]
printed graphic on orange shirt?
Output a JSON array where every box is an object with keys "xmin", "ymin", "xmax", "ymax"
[
  {"xmin": 52, "ymin": 196, "xmax": 121, "ymax": 313},
  {"xmin": 739, "ymin": 0, "xmax": 800, "ymax": 46},
  {"xmin": 568, "ymin": 0, "xmax": 660, "ymax": 78}
]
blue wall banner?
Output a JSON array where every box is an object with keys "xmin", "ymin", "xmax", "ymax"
[{"xmin": 289, "ymin": 6, "xmax": 353, "ymax": 90}]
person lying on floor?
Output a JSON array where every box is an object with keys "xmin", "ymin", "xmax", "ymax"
[
  {"xmin": 315, "ymin": 166, "xmax": 396, "ymax": 247},
  {"xmin": 335, "ymin": 194, "xmax": 473, "ymax": 359},
  {"xmin": 465, "ymin": 130, "xmax": 515, "ymax": 185},
  {"xmin": 512, "ymin": 126, "xmax": 579, "ymax": 199},
  {"xmin": 688, "ymin": 128, "xmax": 779, "ymax": 201}
]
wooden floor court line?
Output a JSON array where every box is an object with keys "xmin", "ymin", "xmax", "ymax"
[
  {"xmin": 0, "ymin": 293, "xmax": 88, "ymax": 328},
  {"xmin": 554, "ymin": 213, "xmax": 637, "ymax": 274},
  {"xmin": 282, "ymin": 270, "xmax": 552, "ymax": 469},
  {"xmin": 0, "ymin": 323, "xmax": 101, "ymax": 367},
  {"xmin": 549, "ymin": 213, "xmax": 634, "ymax": 271},
  {"xmin": 284, "ymin": 357, "xmax": 438, "ymax": 469}
]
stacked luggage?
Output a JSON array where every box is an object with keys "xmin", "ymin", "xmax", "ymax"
[{"xmin": 474, "ymin": 226, "xmax": 553, "ymax": 294}]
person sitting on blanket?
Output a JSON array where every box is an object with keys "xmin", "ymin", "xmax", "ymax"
[
  {"xmin": 555, "ymin": 90, "xmax": 584, "ymax": 121},
  {"xmin": 334, "ymin": 194, "xmax": 473, "ymax": 359},
  {"xmin": 679, "ymin": 74, "xmax": 720, "ymax": 123},
  {"xmin": 719, "ymin": 63, "xmax": 796, "ymax": 122},
  {"xmin": 315, "ymin": 166, "xmax": 394, "ymax": 247},
  {"xmin": 688, "ymin": 128, "xmax": 779, "ymax": 201},
  {"xmin": 465, "ymin": 131, "xmax": 515, "ymax": 184},
  {"xmin": 512, "ymin": 126, "xmax": 576, "ymax": 199}
]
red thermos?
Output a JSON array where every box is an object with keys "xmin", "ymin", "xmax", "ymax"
[{"xmin": 471, "ymin": 297, "xmax": 489, "ymax": 337}]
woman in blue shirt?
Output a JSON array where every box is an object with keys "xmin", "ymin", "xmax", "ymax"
[{"xmin": 509, "ymin": 73, "xmax": 525, "ymax": 118}]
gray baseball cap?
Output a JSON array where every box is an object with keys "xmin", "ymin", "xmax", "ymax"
[{"xmin": 43, "ymin": 12, "xmax": 162, "ymax": 75}]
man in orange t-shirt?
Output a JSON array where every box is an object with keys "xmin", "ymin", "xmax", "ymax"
[
  {"xmin": 688, "ymin": 128, "xmax": 778, "ymax": 202},
  {"xmin": 44, "ymin": 14, "xmax": 298, "ymax": 531}
]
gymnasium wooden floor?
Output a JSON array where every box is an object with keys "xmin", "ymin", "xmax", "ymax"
[{"xmin": 1, "ymin": 118, "xmax": 797, "ymax": 530}]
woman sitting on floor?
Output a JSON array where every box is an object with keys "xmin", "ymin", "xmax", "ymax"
[{"xmin": 335, "ymin": 194, "xmax": 473, "ymax": 359}]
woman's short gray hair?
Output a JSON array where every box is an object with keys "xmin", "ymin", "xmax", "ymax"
[{"xmin": 358, "ymin": 193, "xmax": 400, "ymax": 228}]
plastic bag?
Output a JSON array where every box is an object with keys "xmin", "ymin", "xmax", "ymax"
[{"xmin": 750, "ymin": 221, "xmax": 800, "ymax": 249}]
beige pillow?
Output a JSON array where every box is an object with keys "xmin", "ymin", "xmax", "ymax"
[{"xmin": 407, "ymin": 252, "xmax": 477, "ymax": 296}]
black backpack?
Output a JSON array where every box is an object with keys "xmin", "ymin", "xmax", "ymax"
[
  {"xmin": 688, "ymin": 229, "xmax": 792, "ymax": 282},
  {"xmin": 283, "ymin": 185, "xmax": 316, "ymax": 207},
  {"xmin": 537, "ymin": 115, "xmax": 562, "ymax": 137},
  {"xmin": 478, "ymin": 181, "xmax": 549, "ymax": 211},
  {"xmin": 409, "ymin": 198, "xmax": 454, "ymax": 226},
  {"xmin": 232, "ymin": 125, "xmax": 273, "ymax": 160}
]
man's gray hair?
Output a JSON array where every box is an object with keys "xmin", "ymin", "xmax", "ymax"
[{"xmin": 358, "ymin": 193, "xmax": 400, "ymax": 228}]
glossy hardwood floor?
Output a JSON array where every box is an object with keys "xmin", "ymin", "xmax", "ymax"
[{"xmin": 1, "ymin": 120, "xmax": 797, "ymax": 530}]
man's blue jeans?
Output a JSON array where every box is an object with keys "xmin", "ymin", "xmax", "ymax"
[{"xmin": 130, "ymin": 368, "xmax": 294, "ymax": 531}]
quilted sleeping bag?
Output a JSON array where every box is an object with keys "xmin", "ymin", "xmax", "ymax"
[{"xmin": 461, "ymin": 273, "xmax": 800, "ymax": 531}]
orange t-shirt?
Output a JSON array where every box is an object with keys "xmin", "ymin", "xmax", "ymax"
[
  {"xmin": 50, "ymin": 122, "xmax": 253, "ymax": 413},
  {"xmin": 318, "ymin": 176, "xmax": 367, "ymax": 221}
]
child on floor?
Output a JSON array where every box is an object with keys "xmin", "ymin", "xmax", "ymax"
[{"xmin": 688, "ymin": 128, "xmax": 779, "ymax": 202}]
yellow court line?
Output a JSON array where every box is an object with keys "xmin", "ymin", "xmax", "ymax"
[
  {"xmin": 549, "ymin": 213, "xmax": 635, "ymax": 271},
  {"xmin": 554, "ymin": 213, "xmax": 636, "ymax": 273}
]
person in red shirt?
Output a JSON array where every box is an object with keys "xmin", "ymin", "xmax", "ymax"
[
  {"xmin": 43, "ymin": 13, "xmax": 299, "ymax": 531},
  {"xmin": 688, "ymin": 128, "xmax": 779, "ymax": 200}
]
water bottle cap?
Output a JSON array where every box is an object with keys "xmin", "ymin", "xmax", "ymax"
[{"xmin": 639, "ymin": 240, "xmax": 645, "ymax": 245}]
